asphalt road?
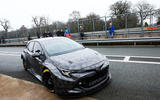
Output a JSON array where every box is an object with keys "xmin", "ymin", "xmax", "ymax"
[{"xmin": 0, "ymin": 47, "xmax": 160, "ymax": 100}]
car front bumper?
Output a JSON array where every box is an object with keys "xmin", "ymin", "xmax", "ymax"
[{"xmin": 55, "ymin": 71, "xmax": 111, "ymax": 97}]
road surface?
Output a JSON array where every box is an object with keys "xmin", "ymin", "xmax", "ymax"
[{"xmin": 0, "ymin": 47, "xmax": 160, "ymax": 100}]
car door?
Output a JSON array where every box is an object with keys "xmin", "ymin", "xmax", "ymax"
[{"xmin": 32, "ymin": 42, "xmax": 46, "ymax": 75}]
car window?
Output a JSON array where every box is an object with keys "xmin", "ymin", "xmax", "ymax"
[
  {"xmin": 33, "ymin": 42, "xmax": 43, "ymax": 54},
  {"xmin": 42, "ymin": 38, "xmax": 84, "ymax": 56},
  {"xmin": 27, "ymin": 42, "xmax": 34, "ymax": 52}
]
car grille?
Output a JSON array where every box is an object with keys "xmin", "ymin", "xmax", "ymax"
[{"xmin": 79, "ymin": 67, "xmax": 108, "ymax": 88}]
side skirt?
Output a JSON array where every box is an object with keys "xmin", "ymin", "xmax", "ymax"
[{"xmin": 27, "ymin": 68, "xmax": 42, "ymax": 82}]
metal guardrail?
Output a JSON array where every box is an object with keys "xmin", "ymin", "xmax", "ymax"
[
  {"xmin": 0, "ymin": 43, "xmax": 26, "ymax": 47},
  {"xmin": 0, "ymin": 37, "xmax": 160, "ymax": 47},
  {"xmin": 82, "ymin": 38, "xmax": 160, "ymax": 46},
  {"xmin": 77, "ymin": 37, "xmax": 160, "ymax": 42},
  {"xmin": 0, "ymin": 26, "xmax": 159, "ymax": 43},
  {"xmin": 4, "ymin": 30, "xmax": 160, "ymax": 42},
  {"xmin": 75, "ymin": 37, "xmax": 160, "ymax": 46}
]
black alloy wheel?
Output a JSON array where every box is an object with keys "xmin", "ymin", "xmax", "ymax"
[
  {"xmin": 22, "ymin": 59, "xmax": 28, "ymax": 71},
  {"xmin": 42, "ymin": 71, "xmax": 54, "ymax": 92}
]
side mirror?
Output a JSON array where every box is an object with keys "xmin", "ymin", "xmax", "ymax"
[
  {"xmin": 32, "ymin": 50, "xmax": 41, "ymax": 58},
  {"xmin": 35, "ymin": 50, "xmax": 41, "ymax": 53}
]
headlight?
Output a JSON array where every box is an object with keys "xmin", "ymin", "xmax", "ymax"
[
  {"xmin": 61, "ymin": 69, "xmax": 71, "ymax": 77},
  {"xmin": 101, "ymin": 59, "xmax": 109, "ymax": 69}
]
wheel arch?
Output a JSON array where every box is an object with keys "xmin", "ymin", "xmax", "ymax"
[{"xmin": 21, "ymin": 52, "xmax": 26, "ymax": 61}]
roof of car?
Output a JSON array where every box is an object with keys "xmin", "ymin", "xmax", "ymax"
[{"xmin": 30, "ymin": 37, "xmax": 67, "ymax": 43}]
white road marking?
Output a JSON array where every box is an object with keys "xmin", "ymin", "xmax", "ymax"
[
  {"xmin": 0, "ymin": 51, "xmax": 21, "ymax": 57},
  {"xmin": 109, "ymin": 60, "xmax": 160, "ymax": 65},
  {"xmin": 106, "ymin": 54, "xmax": 160, "ymax": 64},
  {"xmin": 105, "ymin": 55, "xmax": 160, "ymax": 59},
  {"xmin": 0, "ymin": 51, "xmax": 21, "ymax": 54},
  {"xmin": 0, "ymin": 51, "xmax": 160, "ymax": 64},
  {"xmin": 131, "ymin": 56, "xmax": 160, "ymax": 59},
  {"xmin": 105, "ymin": 55, "xmax": 125, "ymax": 57},
  {"xmin": 124, "ymin": 56, "xmax": 130, "ymax": 61},
  {"xmin": 0, "ymin": 53, "xmax": 20, "ymax": 57}
]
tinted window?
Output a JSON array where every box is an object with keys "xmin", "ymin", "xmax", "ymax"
[
  {"xmin": 42, "ymin": 38, "xmax": 84, "ymax": 56},
  {"xmin": 27, "ymin": 42, "xmax": 34, "ymax": 52},
  {"xmin": 33, "ymin": 42, "xmax": 43, "ymax": 53}
]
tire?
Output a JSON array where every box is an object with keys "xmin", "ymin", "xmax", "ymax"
[
  {"xmin": 22, "ymin": 59, "xmax": 28, "ymax": 71},
  {"xmin": 42, "ymin": 70, "xmax": 55, "ymax": 93}
]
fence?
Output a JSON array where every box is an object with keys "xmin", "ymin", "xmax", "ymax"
[
  {"xmin": 75, "ymin": 9, "xmax": 160, "ymax": 36},
  {"xmin": 0, "ymin": 9, "xmax": 160, "ymax": 43}
]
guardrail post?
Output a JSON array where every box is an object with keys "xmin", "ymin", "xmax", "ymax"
[
  {"xmin": 141, "ymin": 10, "xmax": 144, "ymax": 37},
  {"xmin": 125, "ymin": 14, "xmax": 128, "ymax": 38},
  {"xmin": 149, "ymin": 9, "xmax": 153, "ymax": 37},
  {"xmin": 105, "ymin": 16, "xmax": 107, "ymax": 38},
  {"xmin": 92, "ymin": 19, "xmax": 95, "ymax": 32},
  {"xmin": 96, "ymin": 42, "xmax": 99, "ymax": 46},
  {"xmin": 78, "ymin": 19, "xmax": 80, "ymax": 33},
  {"xmin": 134, "ymin": 42, "xmax": 136, "ymax": 46},
  {"xmin": 40, "ymin": 27, "xmax": 42, "ymax": 36},
  {"xmin": 111, "ymin": 16, "xmax": 113, "ymax": 24}
]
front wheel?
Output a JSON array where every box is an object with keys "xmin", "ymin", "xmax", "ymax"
[{"xmin": 42, "ymin": 71, "xmax": 55, "ymax": 93}]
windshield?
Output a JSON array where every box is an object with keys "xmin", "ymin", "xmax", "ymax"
[{"xmin": 42, "ymin": 37, "xmax": 84, "ymax": 56}]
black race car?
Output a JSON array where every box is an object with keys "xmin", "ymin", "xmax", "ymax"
[{"xmin": 21, "ymin": 37, "xmax": 111, "ymax": 96}]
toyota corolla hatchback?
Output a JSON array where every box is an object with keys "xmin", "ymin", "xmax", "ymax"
[{"xmin": 21, "ymin": 37, "xmax": 111, "ymax": 96}]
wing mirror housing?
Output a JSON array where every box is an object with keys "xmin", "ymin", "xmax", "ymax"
[{"xmin": 32, "ymin": 50, "xmax": 41, "ymax": 58}]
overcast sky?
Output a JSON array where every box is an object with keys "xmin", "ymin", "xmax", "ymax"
[{"xmin": 0, "ymin": 0, "xmax": 159, "ymax": 30}]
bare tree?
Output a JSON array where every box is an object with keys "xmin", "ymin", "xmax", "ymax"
[
  {"xmin": 32, "ymin": 16, "xmax": 44, "ymax": 31},
  {"xmin": 110, "ymin": 0, "xmax": 131, "ymax": 29},
  {"xmin": 154, "ymin": 9, "xmax": 160, "ymax": 24},
  {"xmin": 0, "ymin": 18, "xmax": 10, "ymax": 38},
  {"xmin": 69, "ymin": 11, "xmax": 81, "ymax": 22},
  {"xmin": 52, "ymin": 21, "xmax": 65, "ymax": 29},
  {"xmin": 158, "ymin": 9, "xmax": 160, "ymax": 16},
  {"xmin": 157, "ymin": 17, "xmax": 160, "ymax": 25},
  {"xmin": 41, "ymin": 16, "xmax": 50, "ymax": 31},
  {"xmin": 110, "ymin": 0, "xmax": 131, "ymax": 15},
  {"xmin": 19, "ymin": 25, "xmax": 27, "ymax": 37},
  {"xmin": 68, "ymin": 11, "xmax": 81, "ymax": 33},
  {"xmin": 136, "ymin": 1, "xmax": 154, "ymax": 20},
  {"xmin": 83, "ymin": 13, "xmax": 105, "ymax": 32},
  {"xmin": 32, "ymin": 16, "xmax": 50, "ymax": 34}
]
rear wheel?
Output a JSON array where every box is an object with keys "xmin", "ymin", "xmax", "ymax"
[
  {"xmin": 42, "ymin": 70, "xmax": 54, "ymax": 93},
  {"xmin": 22, "ymin": 59, "xmax": 28, "ymax": 71}
]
